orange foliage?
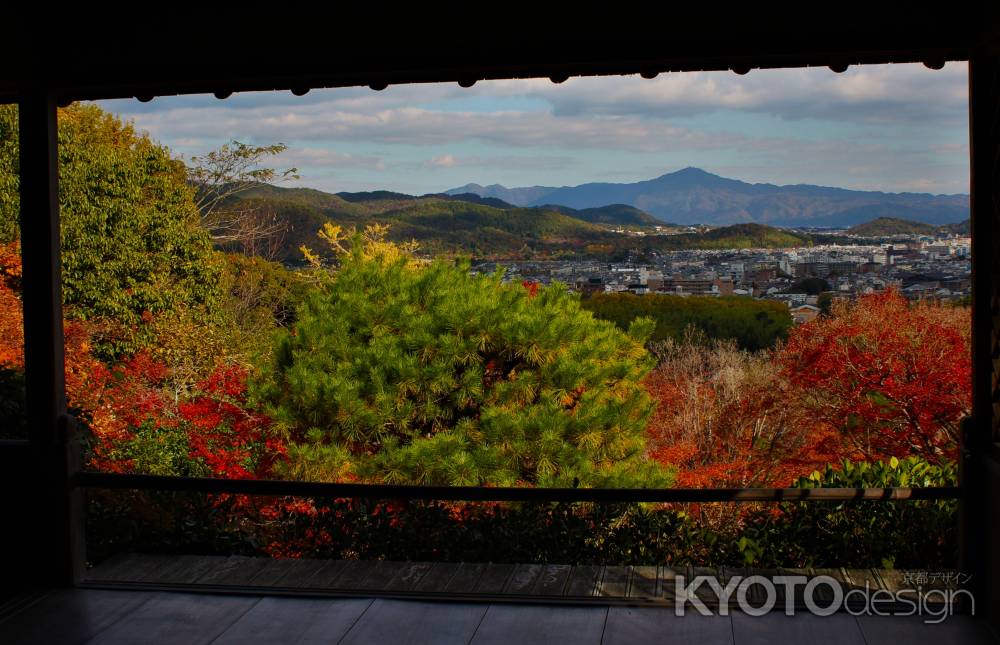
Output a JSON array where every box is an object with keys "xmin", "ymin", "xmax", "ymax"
[
  {"xmin": 778, "ymin": 289, "xmax": 969, "ymax": 464},
  {"xmin": 646, "ymin": 290, "xmax": 970, "ymax": 490},
  {"xmin": 0, "ymin": 242, "xmax": 283, "ymax": 480},
  {"xmin": 644, "ymin": 334, "xmax": 847, "ymax": 488},
  {"xmin": 0, "ymin": 243, "xmax": 23, "ymax": 367},
  {"xmin": 0, "ymin": 242, "xmax": 111, "ymax": 415}
]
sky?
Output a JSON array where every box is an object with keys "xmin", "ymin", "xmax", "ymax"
[{"xmin": 96, "ymin": 62, "xmax": 970, "ymax": 196}]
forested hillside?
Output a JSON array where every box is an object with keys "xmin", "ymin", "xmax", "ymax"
[{"xmin": 219, "ymin": 185, "xmax": 820, "ymax": 262}]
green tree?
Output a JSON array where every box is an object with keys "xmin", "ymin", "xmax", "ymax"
[
  {"xmin": 582, "ymin": 293, "xmax": 791, "ymax": 351},
  {"xmin": 187, "ymin": 140, "xmax": 298, "ymax": 256},
  {"xmin": 257, "ymin": 224, "xmax": 671, "ymax": 488},
  {"xmin": 0, "ymin": 103, "xmax": 220, "ymax": 357}
]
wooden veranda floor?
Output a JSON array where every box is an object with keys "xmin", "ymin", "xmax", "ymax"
[
  {"xmin": 0, "ymin": 553, "xmax": 982, "ymax": 643},
  {"xmin": 1, "ymin": 588, "xmax": 996, "ymax": 645},
  {"xmin": 81, "ymin": 553, "xmax": 960, "ymax": 610}
]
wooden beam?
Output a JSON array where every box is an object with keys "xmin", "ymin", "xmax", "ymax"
[
  {"xmin": 17, "ymin": 89, "xmax": 82, "ymax": 587},
  {"xmin": 70, "ymin": 471, "xmax": 962, "ymax": 502},
  {"xmin": 966, "ymin": 45, "xmax": 1000, "ymax": 628}
]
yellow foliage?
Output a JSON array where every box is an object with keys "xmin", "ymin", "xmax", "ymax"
[{"xmin": 301, "ymin": 222, "xmax": 421, "ymax": 269}]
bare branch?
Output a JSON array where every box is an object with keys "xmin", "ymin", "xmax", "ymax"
[{"xmin": 186, "ymin": 140, "xmax": 299, "ymax": 255}]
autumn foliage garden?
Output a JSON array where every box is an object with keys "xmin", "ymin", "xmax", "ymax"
[{"xmin": 0, "ymin": 104, "xmax": 969, "ymax": 568}]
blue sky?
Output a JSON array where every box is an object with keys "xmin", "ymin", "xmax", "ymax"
[{"xmin": 97, "ymin": 62, "xmax": 970, "ymax": 196}]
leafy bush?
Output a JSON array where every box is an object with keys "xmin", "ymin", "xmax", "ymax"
[
  {"xmin": 257, "ymin": 225, "xmax": 671, "ymax": 488},
  {"xmin": 85, "ymin": 357, "xmax": 285, "ymax": 480},
  {"xmin": 86, "ymin": 459, "xmax": 957, "ymax": 569},
  {"xmin": 738, "ymin": 457, "xmax": 958, "ymax": 568},
  {"xmin": 0, "ymin": 104, "xmax": 221, "ymax": 358},
  {"xmin": 644, "ymin": 332, "xmax": 837, "ymax": 489}
]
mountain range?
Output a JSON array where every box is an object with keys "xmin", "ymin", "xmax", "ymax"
[
  {"xmin": 446, "ymin": 167, "xmax": 969, "ymax": 228},
  {"xmin": 222, "ymin": 184, "xmax": 818, "ymax": 262}
]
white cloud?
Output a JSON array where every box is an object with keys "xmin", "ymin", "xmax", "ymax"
[
  {"xmin": 102, "ymin": 63, "xmax": 968, "ymax": 154},
  {"xmin": 119, "ymin": 104, "xmax": 747, "ymax": 153},
  {"xmin": 273, "ymin": 147, "xmax": 385, "ymax": 170},
  {"xmin": 429, "ymin": 154, "xmax": 456, "ymax": 167},
  {"xmin": 484, "ymin": 62, "xmax": 968, "ymax": 125},
  {"xmin": 93, "ymin": 62, "xmax": 969, "ymax": 195}
]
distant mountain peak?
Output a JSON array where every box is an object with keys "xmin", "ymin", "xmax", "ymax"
[
  {"xmin": 445, "ymin": 169, "xmax": 969, "ymax": 227},
  {"xmin": 668, "ymin": 166, "xmax": 716, "ymax": 177}
]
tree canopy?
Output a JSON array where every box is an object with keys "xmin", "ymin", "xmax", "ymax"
[
  {"xmin": 0, "ymin": 103, "xmax": 220, "ymax": 357},
  {"xmin": 257, "ymin": 225, "xmax": 672, "ymax": 488},
  {"xmin": 778, "ymin": 290, "xmax": 969, "ymax": 463},
  {"xmin": 582, "ymin": 292, "xmax": 792, "ymax": 351}
]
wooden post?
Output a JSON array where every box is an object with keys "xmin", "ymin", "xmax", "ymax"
[
  {"xmin": 18, "ymin": 90, "xmax": 83, "ymax": 587},
  {"xmin": 967, "ymin": 49, "xmax": 1000, "ymax": 624}
]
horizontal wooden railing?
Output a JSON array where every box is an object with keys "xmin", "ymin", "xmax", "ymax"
[{"xmin": 72, "ymin": 472, "xmax": 961, "ymax": 503}]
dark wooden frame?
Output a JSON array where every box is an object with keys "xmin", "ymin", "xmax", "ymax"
[
  {"xmin": 3, "ymin": 13, "xmax": 998, "ymax": 626},
  {"xmin": 71, "ymin": 471, "xmax": 962, "ymax": 502}
]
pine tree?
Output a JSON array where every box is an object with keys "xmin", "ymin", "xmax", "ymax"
[{"xmin": 257, "ymin": 225, "xmax": 672, "ymax": 488}]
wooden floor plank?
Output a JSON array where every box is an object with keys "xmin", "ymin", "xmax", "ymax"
[
  {"xmin": 0, "ymin": 589, "xmax": 153, "ymax": 645},
  {"xmin": 244, "ymin": 559, "xmax": 298, "ymax": 587},
  {"xmin": 86, "ymin": 553, "xmax": 175, "ymax": 582},
  {"xmin": 778, "ymin": 568, "xmax": 812, "ymax": 608},
  {"xmin": 658, "ymin": 566, "xmax": 686, "ymax": 602},
  {"xmin": 857, "ymin": 614, "xmax": 1000, "ymax": 645},
  {"xmin": 3, "ymin": 589, "xmax": 995, "ymax": 645},
  {"xmin": 84, "ymin": 553, "xmax": 140, "ymax": 581},
  {"xmin": 84, "ymin": 553, "xmax": 137, "ymax": 579},
  {"xmin": 844, "ymin": 568, "xmax": 884, "ymax": 591},
  {"xmin": 732, "ymin": 611, "xmax": 866, "ymax": 645},
  {"xmin": 504, "ymin": 564, "xmax": 544, "ymax": 595},
  {"xmin": 157, "ymin": 555, "xmax": 228, "ymax": 584},
  {"xmin": 721, "ymin": 567, "xmax": 747, "ymax": 585},
  {"xmin": 690, "ymin": 567, "xmax": 720, "ymax": 606},
  {"xmin": 597, "ymin": 566, "xmax": 631, "ymax": 599},
  {"xmin": 131, "ymin": 555, "xmax": 202, "ymax": 584},
  {"xmin": 413, "ymin": 562, "xmax": 462, "ymax": 592},
  {"xmin": 746, "ymin": 568, "xmax": 781, "ymax": 608},
  {"xmin": 384, "ymin": 562, "xmax": 435, "ymax": 592},
  {"xmin": 811, "ymin": 568, "xmax": 852, "ymax": 606},
  {"xmin": 339, "ymin": 599, "xmax": 487, "ymax": 645},
  {"xmin": 474, "ymin": 563, "xmax": 516, "ymax": 595},
  {"xmin": 212, "ymin": 597, "xmax": 372, "ymax": 644},
  {"xmin": 533, "ymin": 564, "xmax": 573, "ymax": 596},
  {"xmin": 628, "ymin": 566, "xmax": 658, "ymax": 600},
  {"xmin": 603, "ymin": 606, "xmax": 735, "ymax": 645},
  {"xmin": 195, "ymin": 556, "xmax": 271, "ymax": 586},
  {"xmin": 268, "ymin": 558, "xmax": 330, "ymax": 588},
  {"xmin": 300, "ymin": 559, "xmax": 349, "ymax": 589},
  {"xmin": 470, "ymin": 604, "xmax": 608, "ymax": 645},
  {"xmin": 325, "ymin": 560, "xmax": 373, "ymax": 590},
  {"xmin": 356, "ymin": 560, "xmax": 408, "ymax": 591},
  {"xmin": 85, "ymin": 592, "xmax": 259, "ymax": 645},
  {"xmin": 444, "ymin": 562, "xmax": 489, "ymax": 594},
  {"xmin": 565, "ymin": 565, "xmax": 602, "ymax": 598},
  {"xmin": 843, "ymin": 568, "xmax": 883, "ymax": 611}
]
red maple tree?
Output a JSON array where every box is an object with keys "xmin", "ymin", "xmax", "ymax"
[
  {"xmin": 0, "ymin": 241, "xmax": 284, "ymax": 479},
  {"xmin": 778, "ymin": 289, "xmax": 969, "ymax": 464}
]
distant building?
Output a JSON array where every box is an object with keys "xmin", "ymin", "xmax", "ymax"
[
  {"xmin": 790, "ymin": 304, "xmax": 821, "ymax": 325},
  {"xmin": 748, "ymin": 267, "xmax": 777, "ymax": 283},
  {"xmin": 659, "ymin": 275, "xmax": 730, "ymax": 296},
  {"xmin": 575, "ymin": 276, "xmax": 605, "ymax": 296},
  {"xmin": 714, "ymin": 278, "xmax": 735, "ymax": 296}
]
